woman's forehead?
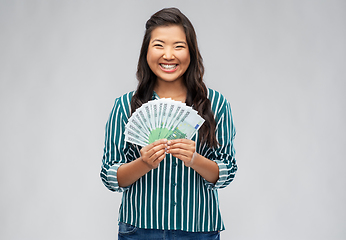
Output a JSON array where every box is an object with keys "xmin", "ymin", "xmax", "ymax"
[{"xmin": 150, "ymin": 25, "xmax": 187, "ymax": 42}]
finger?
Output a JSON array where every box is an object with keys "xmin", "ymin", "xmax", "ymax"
[
  {"xmin": 170, "ymin": 153, "xmax": 191, "ymax": 164},
  {"xmin": 142, "ymin": 138, "xmax": 167, "ymax": 150},
  {"xmin": 167, "ymin": 148, "xmax": 195, "ymax": 156},
  {"xmin": 147, "ymin": 149, "xmax": 166, "ymax": 169},
  {"xmin": 149, "ymin": 148, "xmax": 166, "ymax": 162},
  {"xmin": 142, "ymin": 139, "xmax": 167, "ymax": 154},
  {"xmin": 167, "ymin": 138, "xmax": 192, "ymax": 145},
  {"xmin": 153, "ymin": 151, "xmax": 166, "ymax": 164},
  {"xmin": 167, "ymin": 139, "xmax": 195, "ymax": 149},
  {"xmin": 140, "ymin": 139, "xmax": 168, "ymax": 167},
  {"xmin": 171, "ymin": 151, "xmax": 197, "ymax": 167},
  {"xmin": 168, "ymin": 147, "xmax": 194, "ymax": 163},
  {"xmin": 142, "ymin": 146, "xmax": 166, "ymax": 164},
  {"xmin": 141, "ymin": 148, "xmax": 166, "ymax": 168},
  {"xmin": 167, "ymin": 143, "xmax": 195, "ymax": 153},
  {"xmin": 147, "ymin": 143, "xmax": 168, "ymax": 158}
]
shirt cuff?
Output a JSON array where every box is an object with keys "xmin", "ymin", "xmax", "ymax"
[
  {"xmin": 204, "ymin": 160, "xmax": 229, "ymax": 190},
  {"xmin": 106, "ymin": 163, "xmax": 130, "ymax": 192}
]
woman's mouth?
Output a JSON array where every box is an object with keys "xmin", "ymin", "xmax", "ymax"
[{"xmin": 159, "ymin": 64, "xmax": 178, "ymax": 72}]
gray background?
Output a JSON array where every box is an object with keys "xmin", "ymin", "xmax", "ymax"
[{"xmin": 1, "ymin": 0, "xmax": 345, "ymax": 239}]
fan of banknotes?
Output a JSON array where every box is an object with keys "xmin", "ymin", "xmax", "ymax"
[{"xmin": 125, "ymin": 98, "xmax": 205, "ymax": 147}]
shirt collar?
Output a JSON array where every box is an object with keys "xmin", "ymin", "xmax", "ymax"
[{"xmin": 152, "ymin": 91, "xmax": 160, "ymax": 100}]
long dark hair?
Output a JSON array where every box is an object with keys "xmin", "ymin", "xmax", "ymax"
[{"xmin": 131, "ymin": 7, "xmax": 218, "ymax": 148}]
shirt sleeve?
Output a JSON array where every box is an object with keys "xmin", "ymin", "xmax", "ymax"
[
  {"xmin": 100, "ymin": 97, "xmax": 132, "ymax": 192},
  {"xmin": 204, "ymin": 97, "xmax": 238, "ymax": 190}
]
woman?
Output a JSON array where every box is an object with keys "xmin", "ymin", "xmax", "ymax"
[{"xmin": 101, "ymin": 7, "xmax": 237, "ymax": 240}]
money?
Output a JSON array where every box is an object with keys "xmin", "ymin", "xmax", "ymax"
[{"xmin": 124, "ymin": 98, "xmax": 205, "ymax": 147}]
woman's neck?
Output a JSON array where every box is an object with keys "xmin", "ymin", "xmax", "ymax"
[{"xmin": 154, "ymin": 79, "xmax": 187, "ymax": 102}]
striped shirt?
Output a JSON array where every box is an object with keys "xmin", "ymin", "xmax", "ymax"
[{"xmin": 100, "ymin": 88, "xmax": 237, "ymax": 232}]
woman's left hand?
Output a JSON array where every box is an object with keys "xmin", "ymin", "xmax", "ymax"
[
  {"xmin": 166, "ymin": 139, "xmax": 197, "ymax": 167},
  {"xmin": 167, "ymin": 139, "xmax": 219, "ymax": 184}
]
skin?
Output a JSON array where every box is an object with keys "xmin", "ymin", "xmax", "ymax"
[
  {"xmin": 146, "ymin": 24, "xmax": 190, "ymax": 102},
  {"xmin": 117, "ymin": 25, "xmax": 219, "ymax": 188}
]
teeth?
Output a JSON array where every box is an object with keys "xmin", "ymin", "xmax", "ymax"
[{"xmin": 160, "ymin": 64, "xmax": 177, "ymax": 69}]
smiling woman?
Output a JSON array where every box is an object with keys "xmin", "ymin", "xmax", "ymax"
[
  {"xmin": 100, "ymin": 7, "xmax": 237, "ymax": 240},
  {"xmin": 147, "ymin": 25, "xmax": 191, "ymax": 86}
]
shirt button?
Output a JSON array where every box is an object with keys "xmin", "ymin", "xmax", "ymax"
[{"xmin": 172, "ymin": 183, "xmax": 176, "ymax": 187}]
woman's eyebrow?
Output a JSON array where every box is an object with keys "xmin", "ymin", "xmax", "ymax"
[
  {"xmin": 151, "ymin": 39, "xmax": 165, "ymax": 44},
  {"xmin": 151, "ymin": 39, "xmax": 187, "ymax": 45},
  {"xmin": 174, "ymin": 41, "xmax": 187, "ymax": 45}
]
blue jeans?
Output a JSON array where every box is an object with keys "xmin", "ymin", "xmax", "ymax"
[{"xmin": 118, "ymin": 222, "xmax": 220, "ymax": 240}]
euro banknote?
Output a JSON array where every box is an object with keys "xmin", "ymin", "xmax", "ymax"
[{"xmin": 124, "ymin": 98, "xmax": 204, "ymax": 147}]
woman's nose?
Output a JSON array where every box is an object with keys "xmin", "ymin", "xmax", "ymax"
[{"xmin": 163, "ymin": 49, "xmax": 175, "ymax": 60}]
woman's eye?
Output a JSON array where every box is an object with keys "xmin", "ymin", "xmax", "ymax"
[
  {"xmin": 154, "ymin": 44, "xmax": 163, "ymax": 48},
  {"xmin": 176, "ymin": 45, "xmax": 185, "ymax": 49}
]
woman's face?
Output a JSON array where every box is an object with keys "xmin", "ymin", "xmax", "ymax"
[{"xmin": 147, "ymin": 25, "xmax": 190, "ymax": 85}]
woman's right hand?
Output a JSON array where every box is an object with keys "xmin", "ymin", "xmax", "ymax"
[
  {"xmin": 140, "ymin": 139, "xmax": 168, "ymax": 169},
  {"xmin": 118, "ymin": 139, "xmax": 168, "ymax": 187}
]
